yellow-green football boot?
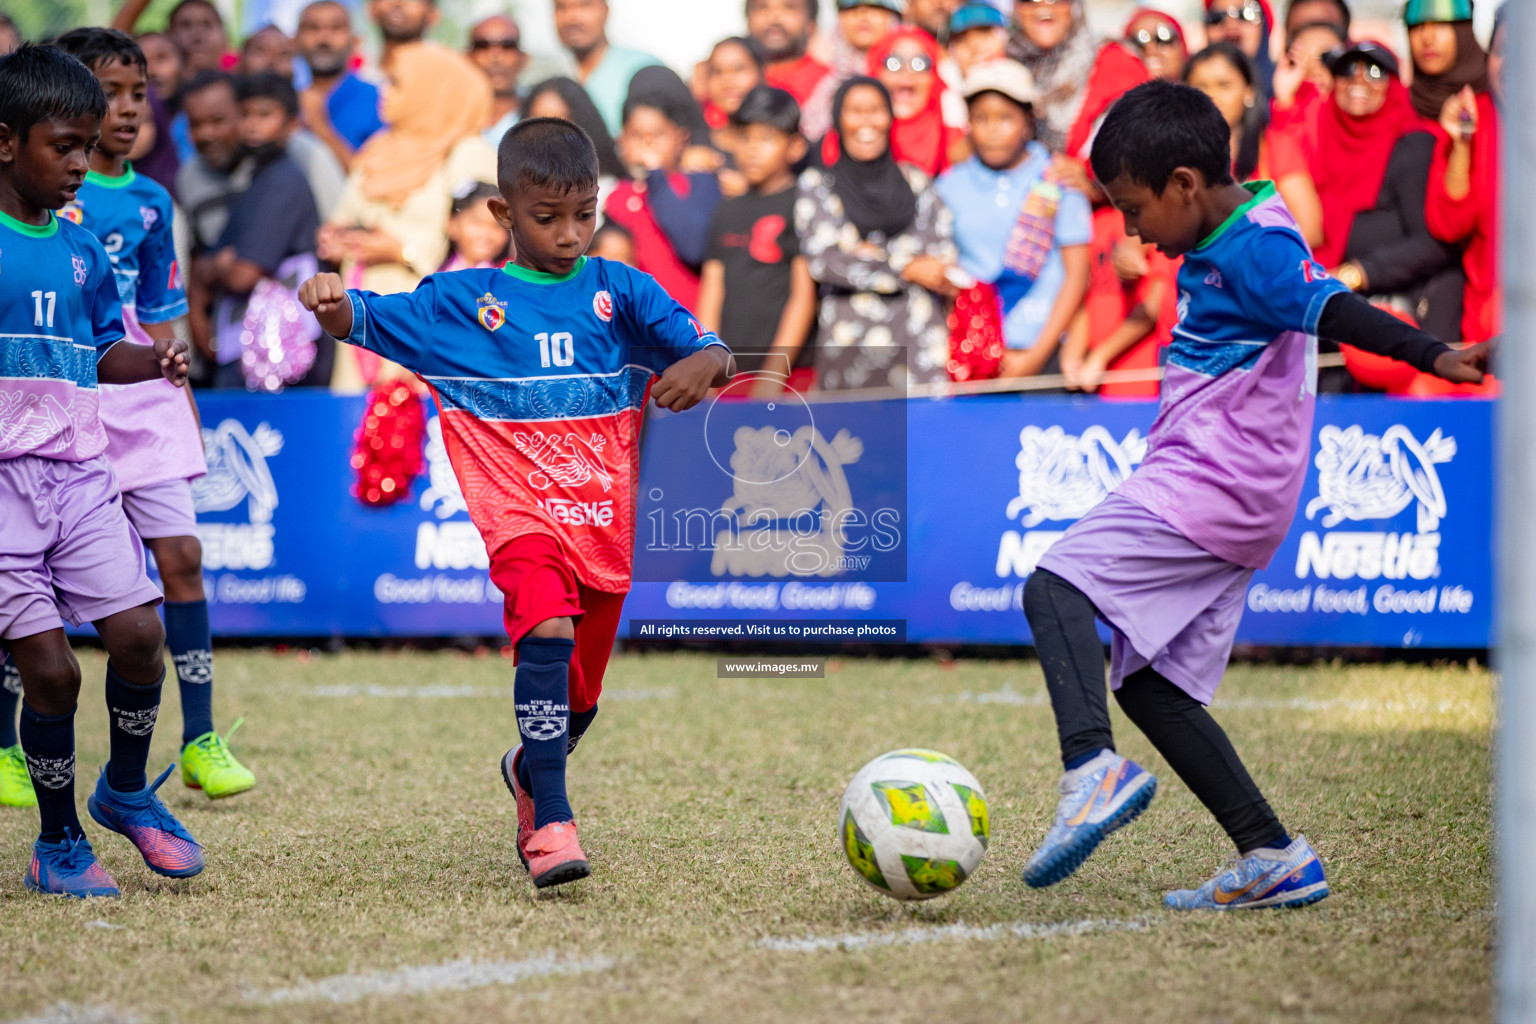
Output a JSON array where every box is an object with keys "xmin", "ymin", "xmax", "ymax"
[
  {"xmin": 0, "ymin": 744, "xmax": 37, "ymax": 808},
  {"xmin": 181, "ymin": 719, "xmax": 255, "ymax": 799}
]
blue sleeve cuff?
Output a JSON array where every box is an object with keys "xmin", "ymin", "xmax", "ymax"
[
  {"xmin": 136, "ymin": 297, "xmax": 190, "ymax": 323},
  {"xmin": 1303, "ymin": 279, "xmax": 1351, "ymax": 337},
  {"xmin": 344, "ymin": 291, "xmax": 368, "ymax": 347}
]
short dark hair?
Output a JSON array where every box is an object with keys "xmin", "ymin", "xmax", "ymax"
[
  {"xmin": 169, "ymin": 0, "xmax": 224, "ymax": 27},
  {"xmin": 180, "ymin": 68, "xmax": 235, "ymax": 105},
  {"xmin": 51, "ymin": 27, "xmax": 148, "ymax": 75},
  {"xmin": 745, "ymin": 0, "xmax": 818, "ymax": 18},
  {"xmin": 236, "ymin": 71, "xmax": 298, "ymax": 116},
  {"xmin": 1089, "ymin": 80, "xmax": 1234, "ymax": 194},
  {"xmin": 0, "ymin": 43, "xmax": 107, "ymax": 143},
  {"xmin": 713, "ymin": 35, "xmax": 766, "ymax": 70},
  {"xmin": 730, "ymin": 84, "xmax": 800, "ymax": 134},
  {"xmin": 1285, "ymin": 0, "xmax": 1350, "ymax": 34},
  {"xmin": 498, "ymin": 116, "xmax": 599, "ymax": 197}
]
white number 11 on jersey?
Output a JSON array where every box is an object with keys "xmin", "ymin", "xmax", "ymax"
[
  {"xmin": 32, "ymin": 291, "xmax": 56, "ymax": 330},
  {"xmin": 535, "ymin": 331, "xmax": 575, "ymax": 368}
]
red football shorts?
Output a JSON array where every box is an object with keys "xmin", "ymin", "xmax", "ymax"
[{"xmin": 489, "ymin": 532, "xmax": 626, "ymax": 713}]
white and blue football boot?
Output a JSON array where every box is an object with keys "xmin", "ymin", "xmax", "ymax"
[
  {"xmin": 1022, "ymin": 750, "xmax": 1158, "ymax": 888},
  {"xmin": 1164, "ymin": 835, "xmax": 1330, "ymax": 910}
]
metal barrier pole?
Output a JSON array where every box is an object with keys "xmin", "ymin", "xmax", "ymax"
[{"xmin": 1500, "ymin": 1, "xmax": 1534, "ymax": 1019}]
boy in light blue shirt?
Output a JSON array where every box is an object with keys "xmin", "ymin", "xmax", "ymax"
[{"xmin": 935, "ymin": 59, "xmax": 1091, "ymax": 378}]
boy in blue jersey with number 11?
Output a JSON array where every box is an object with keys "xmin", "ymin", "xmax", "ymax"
[
  {"xmin": 1017, "ymin": 82, "xmax": 1493, "ymax": 910},
  {"xmin": 0, "ymin": 45, "xmax": 204, "ymax": 897},
  {"xmin": 301, "ymin": 117, "xmax": 734, "ymax": 889}
]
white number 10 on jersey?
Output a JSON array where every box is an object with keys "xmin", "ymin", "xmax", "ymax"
[{"xmin": 535, "ymin": 331, "xmax": 575, "ymax": 368}]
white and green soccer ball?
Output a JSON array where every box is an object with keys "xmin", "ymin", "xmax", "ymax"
[{"xmin": 838, "ymin": 748, "xmax": 989, "ymax": 901}]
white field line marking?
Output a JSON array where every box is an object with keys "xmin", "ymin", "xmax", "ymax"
[
  {"xmin": 5, "ymin": 1005, "xmax": 137, "ymax": 1024},
  {"xmin": 312, "ymin": 684, "xmax": 674, "ymax": 701},
  {"xmin": 758, "ymin": 915, "xmax": 1153, "ymax": 953},
  {"xmin": 254, "ymin": 953, "xmax": 617, "ymax": 1006},
  {"xmin": 933, "ymin": 689, "xmax": 1472, "ymax": 715}
]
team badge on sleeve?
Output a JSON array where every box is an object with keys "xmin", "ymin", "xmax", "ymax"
[
  {"xmin": 593, "ymin": 290, "xmax": 613, "ymax": 322},
  {"xmin": 477, "ymin": 292, "xmax": 507, "ymax": 332}
]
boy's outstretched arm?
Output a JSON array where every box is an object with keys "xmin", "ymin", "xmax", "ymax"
[
  {"xmin": 299, "ymin": 272, "xmax": 355, "ymax": 339},
  {"xmin": 651, "ymin": 346, "xmax": 735, "ymax": 412},
  {"xmin": 1317, "ymin": 291, "xmax": 1495, "ymax": 384}
]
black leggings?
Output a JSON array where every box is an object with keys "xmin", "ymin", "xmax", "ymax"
[{"xmin": 1022, "ymin": 569, "xmax": 1287, "ymax": 852}]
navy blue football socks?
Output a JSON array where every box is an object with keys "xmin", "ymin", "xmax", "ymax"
[
  {"xmin": 518, "ymin": 704, "xmax": 599, "ymax": 793},
  {"xmin": 20, "ymin": 703, "xmax": 79, "ymax": 842},
  {"xmin": 0, "ymin": 656, "xmax": 20, "ymax": 748},
  {"xmin": 515, "ymin": 637, "xmax": 576, "ymax": 829},
  {"xmin": 164, "ymin": 600, "xmax": 215, "ymax": 744},
  {"xmin": 1265, "ymin": 832, "xmax": 1294, "ymax": 851},
  {"xmin": 104, "ymin": 665, "xmax": 164, "ymax": 793}
]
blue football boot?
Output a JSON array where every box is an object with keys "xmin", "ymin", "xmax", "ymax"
[{"xmin": 1023, "ymin": 750, "xmax": 1158, "ymax": 888}]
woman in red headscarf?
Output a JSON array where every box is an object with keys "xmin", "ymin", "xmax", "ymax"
[
  {"xmin": 1423, "ymin": 1, "xmax": 1502, "ymax": 345},
  {"xmin": 866, "ymin": 27, "xmax": 968, "ymax": 177},
  {"xmin": 1311, "ymin": 41, "xmax": 1467, "ymax": 355},
  {"xmin": 1123, "ymin": 8, "xmax": 1188, "ymax": 82}
]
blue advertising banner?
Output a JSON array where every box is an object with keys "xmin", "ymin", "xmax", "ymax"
[
  {"xmin": 621, "ymin": 395, "xmax": 1494, "ymax": 649},
  {"xmin": 154, "ymin": 392, "xmax": 1491, "ymax": 648}
]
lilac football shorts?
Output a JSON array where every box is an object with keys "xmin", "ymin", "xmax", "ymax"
[
  {"xmin": 0, "ymin": 455, "xmax": 164, "ymax": 640},
  {"xmin": 1036, "ymin": 493, "xmax": 1254, "ymax": 706},
  {"xmin": 121, "ymin": 477, "xmax": 198, "ymax": 541}
]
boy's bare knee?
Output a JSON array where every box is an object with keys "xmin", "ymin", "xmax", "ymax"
[
  {"xmin": 525, "ymin": 616, "xmax": 576, "ymax": 641},
  {"xmin": 12, "ymin": 642, "xmax": 82, "ymax": 715},
  {"xmin": 98, "ymin": 605, "xmax": 167, "ymax": 682},
  {"xmin": 150, "ymin": 535, "xmax": 205, "ymax": 600}
]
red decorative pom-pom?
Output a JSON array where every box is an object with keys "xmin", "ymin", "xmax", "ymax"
[
  {"xmin": 947, "ymin": 282, "xmax": 1006, "ymax": 382},
  {"xmin": 351, "ymin": 384, "xmax": 425, "ymax": 507}
]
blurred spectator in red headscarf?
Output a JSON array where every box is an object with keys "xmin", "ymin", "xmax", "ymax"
[
  {"xmin": 1123, "ymin": 8, "xmax": 1187, "ymax": 82},
  {"xmin": 866, "ymin": 27, "xmax": 969, "ymax": 176},
  {"xmin": 1310, "ymin": 40, "xmax": 1464, "ymax": 345},
  {"xmin": 1425, "ymin": 1, "xmax": 1504, "ymax": 344}
]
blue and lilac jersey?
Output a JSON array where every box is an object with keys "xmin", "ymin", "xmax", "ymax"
[
  {"xmin": 344, "ymin": 256, "xmax": 727, "ymax": 591},
  {"xmin": 0, "ymin": 209, "xmax": 125, "ymax": 462},
  {"xmin": 1118, "ymin": 181, "xmax": 1350, "ymax": 570},
  {"xmin": 66, "ymin": 166, "xmax": 204, "ymax": 490}
]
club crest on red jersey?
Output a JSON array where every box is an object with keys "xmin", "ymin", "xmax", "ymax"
[
  {"xmin": 477, "ymin": 292, "xmax": 507, "ymax": 332},
  {"xmin": 593, "ymin": 290, "xmax": 614, "ymax": 322}
]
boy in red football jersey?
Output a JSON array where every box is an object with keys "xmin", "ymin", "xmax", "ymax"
[{"xmin": 301, "ymin": 118, "xmax": 734, "ymax": 888}]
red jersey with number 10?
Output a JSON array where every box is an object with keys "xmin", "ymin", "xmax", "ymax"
[{"xmin": 343, "ymin": 256, "xmax": 727, "ymax": 591}]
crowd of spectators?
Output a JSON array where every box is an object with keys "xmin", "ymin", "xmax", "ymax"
[{"xmin": 2, "ymin": 0, "xmax": 1507, "ymax": 396}]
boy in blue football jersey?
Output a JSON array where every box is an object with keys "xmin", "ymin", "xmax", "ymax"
[
  {"xmin": 300, "ymin": 118, "xmax": 734, "ymax": 888},
  {"xmin": 1018, "ymin": 82, "xmax": 1492, "ymax": 910},
  {"xmin": 0, "ymin": 44, "xmax": 205, "ymax": 897},
  {"xmin": 47, "ymin": 28, "xmax": 255, "ymax": 803}
]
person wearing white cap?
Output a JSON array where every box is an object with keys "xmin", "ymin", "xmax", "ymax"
[{"xmin": 935, "ymin": 59, "xmax": 1091, "ymax": 379}]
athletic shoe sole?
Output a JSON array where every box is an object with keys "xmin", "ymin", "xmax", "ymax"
[
  {"xmin": 86, "ymin": 796, "xmax": 204, "ymax": 879},
  {"xmin": 499, "ymin": 748, "xmax": 531, "ymax": 871},
  {"xmin": 532, "ymin": 857, "xmax": 591, "ymax": 889},
  {"xmin": 1179, "ymin": 880, "xmax": 1331, "ymax": 911},
  {"xmin": 1023, "ymin": 774, "xmax": 1158, "ymax": 889}
]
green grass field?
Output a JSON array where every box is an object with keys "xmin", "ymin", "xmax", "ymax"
[{"xmin": 0, "ymin": 650, "xmax": 1492, "ymax": 1024}]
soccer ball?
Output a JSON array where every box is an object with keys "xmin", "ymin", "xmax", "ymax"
[{"xmin": 838, "ymin": 749, "xmax": 989, "ymax": 901}]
